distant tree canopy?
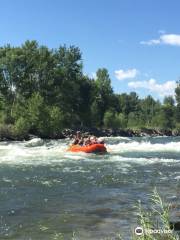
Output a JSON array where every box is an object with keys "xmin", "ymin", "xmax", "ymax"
[{"xmin": 0, "ymin": 40, "xmax": 180, "ymax": 137}]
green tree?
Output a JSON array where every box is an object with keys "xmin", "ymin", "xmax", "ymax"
[
  {"xmin": 103, "ymin": 110, "xmax": 127, "ymax": 129},
  {"xmin": 0, "ymin": 40, "xmax": 179, "ymax": 137},
  {"xmin": 91, "ymin": 68, "xmax": 113, "ymax": 126},
  {"xmin": 140, "ymin": 95, "xmax": 161, "ymax": 127},
  {"xmin": 90, "ymin": 100, "xmax": 102, "ymax": 127},
  {"xmin": 175, "ymin": 80, "xmax": 180, "ymax": 122},
  {"xmin": 49, "ymin": 106, "xmax": 64, "ymax": 135},
  {"xmin": 77, "ymin": 76, "xmax": 93, "ymax": 126},
  {"xmin": 14, "ymin": 117, "xmax": 30, "ymax": 136},
  {"xmin": 127, "ymin": 112, "xmax": 145, "ymax": 128},
  {"xmin": 118, "ymin": 92, "xmax": 140, "ymax": 116},
  {"xmin": 114, "ymin": 113, "xmax": 127, "ymax": 128},
  {"xmin": 26, "ymin": 92, "xmax": 51, "ymax": 135},
  {"xmin": 103, "ymin": 110, "xmax": 114, "ymax": 128},
  {"xmin": 156, "ymin": 106, "xmax": 175, "ymax": 129},
  {"xmin": 163, "ymin": 96, "xmax": 175, "ymax": 106}
]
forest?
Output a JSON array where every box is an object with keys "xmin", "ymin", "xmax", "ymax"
[{"xmin": 0, "ymin": 40, "xmax": 180, "ymax": 138}]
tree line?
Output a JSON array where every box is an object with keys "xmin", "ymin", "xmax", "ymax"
[{"xmin": 0, "ymin": 40, "xmax": 180, "ymax": 138}]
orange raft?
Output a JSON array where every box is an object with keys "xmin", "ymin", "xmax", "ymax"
[{"xmin": 67, "ymin": 144, "xmax": 107, "ymax": 153}]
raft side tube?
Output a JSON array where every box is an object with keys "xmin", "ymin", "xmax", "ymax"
[{"xmin": 67, "ymin": 143, "xmax": 107, "ymax": 153}]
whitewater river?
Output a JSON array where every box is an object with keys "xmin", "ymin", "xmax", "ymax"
[{"xmin": 0, "ymin": 136, "xmax": 180, "ymax": 240}]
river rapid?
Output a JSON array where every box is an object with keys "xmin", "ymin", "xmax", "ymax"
[{"xmin": 0, "ymin": 136, "xmax": 180, "ymax": 240}]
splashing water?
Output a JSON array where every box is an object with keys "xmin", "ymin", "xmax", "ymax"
[{"xmin": 0, "ymin": 136, "xmax": 179, "ymax": 239}]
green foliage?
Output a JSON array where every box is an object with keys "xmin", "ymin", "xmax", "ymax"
[
  {"xmin": 118, "ymin": 92, "xmax": 140, "ymax": 116},
  {"xmin": 175, "ymin": 122, "xmax": 180, "ymax": 132},
  {"xmin": 90, "ymin": 100, "xmax": 102, "ymax": 127},
  {"xmin": 156, "ymin": 105, "xmax": 175, "ymax": 130},
  {"xmin": 0, "ymin": 40, "xmax": 179, "ymax": 137},
  {"xmin": 132, "ymin": 189, "xmax": 179, "ymax": 240},
  {"xmin": 103, "ymin": 110, "xmax": 114, "ymax": 128},
  {"xmin": 115, "ymin": 113, "xmax": 127, "ymax": 128},
  {"xmin": 14, "ymin": 117, "xmax": 30, "ymax": 136},
  {"xmin": 127, "ymin": 112, "xmax": 145, "ymax": 129},
  {"xmin": 92, "ymin": 68, "xmax": 114, "ymax": 125},
  {"xmin": 163, "ymin": 96, "xmax": 175, "ymax": 106},
  {"xmin": 103, "ymin": 110, "xmax": 127, "ymax": 129},
  {"xmin": 49, "ymin": 106, "xmax": 64, "ymax": 134},
  {"xmin": 140, "ymin": 96, "xmax": 161, "ymax": 127},
  {"xmin": 27, "ymin": 92, "xmax": 45, "ymax": 127},
  {"xmin": 175, "ymin": 80, "xmax": 180, "ymax": 122},
  {"xmin": 175, "ymin": 80, "xmax": 180, "ymax": 105},
  {"xmin": 0, "ymin": 95, "xmax": 6, "ymax": 124}
]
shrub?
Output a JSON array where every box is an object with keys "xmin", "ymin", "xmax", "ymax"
[
  {"xmin": 103, "ymin": 110, "xmax": 114, "ymax": 128},
  {"xmin": 14, "ymin": 117, "xmax": 30, "ymax": 136},
  {"xmin": 104, "ymin": 110, "xmax": 127, "ymax": 129},
  {"xmin": 49, "ymin": 106, "xmax": 64, "ymax": 134},
  {"xmin": 127, "ymin": 112, "xmax": 145, "ymax": 129},
  {"xmin": 114, "ymin": 113, "xmax": 127, "ymax": 129}
]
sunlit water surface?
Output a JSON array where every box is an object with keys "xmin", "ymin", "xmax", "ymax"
[{"xmin": 0, "ymin": 136, "xmax": 180, "ymax": 239}]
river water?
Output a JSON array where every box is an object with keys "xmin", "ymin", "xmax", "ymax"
[{"xmin": 0, "ymin": 136, "xmax": 180, "ymax": 240}]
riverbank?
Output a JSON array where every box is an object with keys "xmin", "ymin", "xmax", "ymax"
[{"xmin": 1, "ymin": 125, "xmax": 180, "ymax": 141}]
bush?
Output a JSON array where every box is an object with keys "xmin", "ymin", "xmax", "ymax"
[
  {"xmin": 103, "ymin": 110, "xmax": 114, "ymax": 128},
  {"xmin": 175, "ymin": 122, "xmax": 180, "ymax": 132},
  {"xmin": 114, "ymin": 113, "xmax": 127, "ymax": 129},
  {"xmin": 0, "ymin": 124, "xmax": 14, "ymax": 139},
  {"xmin": 14, "ymin": 117, "xmax": 30, "ymax": 136},
  {"xmin": 27, "ymin": 92, "xmax": 45, "ymax": 127},
  {"xmin": 103, "ymin": 110, "xmax": 127, "ymax": 129},
  {"xmin": 91, "ymin": 100, "xmax": 102, "ymax": 127},
  {"xmin": 49, "ymin": 106, "xmax": 64, "ymax": 134},
  {"xmin": 127, "ymin": 112, "xmax": 145, "ymax": 129}
]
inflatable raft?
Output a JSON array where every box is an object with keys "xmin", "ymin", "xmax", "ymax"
[{"xmin": 67, "ymin": 143, "xmax": 107, "ymax": 153}]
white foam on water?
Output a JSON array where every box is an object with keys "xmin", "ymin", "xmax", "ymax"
[
  {"xmin": 25, "ymin": 138, "xmax": 44, "ymax": 147},
  {"xmin": 114, "ymin": 156, "xmax": 178, "ymax": 164},
  {"xmin": 104, "ymin": 136, "xmax": 131, "ymax": 141},
  {"xmin": 62, "ymin": 166, "xmax": 90, "ymax": 173},
  {"xmin": 108, "ymin": 141, "xmax": 180, "ymax": 153},
  {"xmin": 0, "ymin": 141, "xmax": 68, "ymax": 165},
  {"xmin": 0, "ymin": 139, "xmax": 180, "ymax": 166}
]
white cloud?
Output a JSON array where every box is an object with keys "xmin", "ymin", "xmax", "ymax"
[
  {"xmin": 115, "ymin": 68, "xmax": 138, "ymax": 81},
  {"xmin": 128, "ymin": 78, "xmax": 176, "ymax": 97},
  {"xmin": 161, "ymin": 34, "xmax": 180, "ymax": 46},
  {"xmin": 140, "ymin": 39, "xmax": 160, "ymax": 45},
  {"xmin": 141, "ymin": 33, "xmax": 180, "ymax": 46}
]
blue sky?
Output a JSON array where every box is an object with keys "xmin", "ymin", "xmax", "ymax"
[{"xmin": 1, "ymin": 0, "xmax": 180, "ymax": 99}]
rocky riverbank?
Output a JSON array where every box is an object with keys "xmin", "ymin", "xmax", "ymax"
[
  {"xmin": 61, "ymin": 127, "xmax": 180, "ymax": 138},
  {"xmin": 1, "ymin": 126, "xmax": 180, "ymax": 141}
]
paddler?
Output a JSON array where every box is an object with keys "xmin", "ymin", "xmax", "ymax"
[
  {"xmin": 72, "ymin": 131, "xmax": 81, "ymax": 145},
  {"xmin": 84, "ymin": 136, "xmax": 91, "ymax": 145}
]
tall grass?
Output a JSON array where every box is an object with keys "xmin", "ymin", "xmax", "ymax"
[{"xmin": 132, "ymin": 188, "xmax": 179, "ymax": 240}]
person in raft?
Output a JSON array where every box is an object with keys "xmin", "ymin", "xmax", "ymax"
[
  {"xmin": 72, "ymin": 131, "xmax": 82, "ymax": 145},
  {"xmin": 72, "ymin": 132, "xmax": 104, "ymax": 146},
  {"xmin": 90, "ymin": 136, "xmax": 105, "ymax": 144}
]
